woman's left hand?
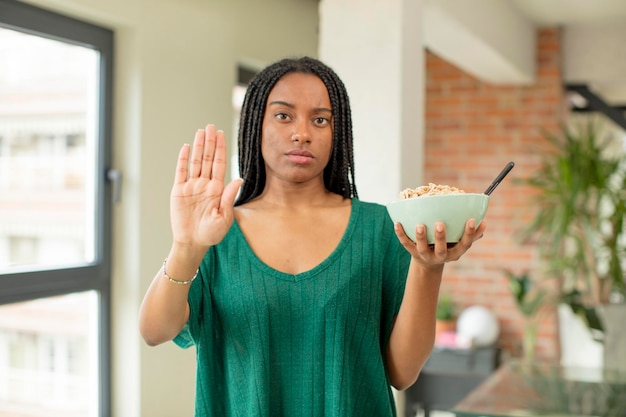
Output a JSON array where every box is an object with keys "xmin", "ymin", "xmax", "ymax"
[{"xmin": 393, "ymin": 219, "xmax": 487, "ymax": 266}]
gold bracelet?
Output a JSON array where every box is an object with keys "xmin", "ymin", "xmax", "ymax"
[{"xmin": 162, "ymin": 258, "xmax": 199, "ymax": 285}]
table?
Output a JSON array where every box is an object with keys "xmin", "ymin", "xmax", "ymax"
[
  {"xmin": 452, "ymin": 360, "xmax": 626, "ymax": 417},
  {"xmin": 404, "ymin": 346, "xmax": 500, "ymax": 417}
]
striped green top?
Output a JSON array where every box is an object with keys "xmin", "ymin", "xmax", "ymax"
[{"xmin": 174, "ymin": 199, "xmax": 410, "ymax": 417}]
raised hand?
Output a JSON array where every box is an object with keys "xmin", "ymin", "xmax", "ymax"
[{"xmin": 170, "ymin": 124, "xmax": 243, "ymax": 251}]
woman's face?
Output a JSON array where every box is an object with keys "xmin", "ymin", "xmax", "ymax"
[{"xmin": 260, "ymin": 72, "xmax": 333, "ymax": 186}]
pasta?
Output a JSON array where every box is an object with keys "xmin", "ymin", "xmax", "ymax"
[{"xmin": 399, "ymin": 183, "xmax": 465, "ymax": 199}]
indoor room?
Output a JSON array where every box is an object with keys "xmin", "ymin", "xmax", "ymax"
[{"xmin": 0, "ymin": 0, "xmax": 625, "ymax": 416}]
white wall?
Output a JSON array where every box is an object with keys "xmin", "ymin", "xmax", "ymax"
[
  {"xmin": 319, "ymin": 0, "xmax": 425, "ymax": 205},
  {"xmin": 20, "ymin": 0, "xmax": 319, "ymax": 416},
  {"xmin": 563, "ymin": 21, "xmax": 626, "ymax": 103},
  {"xmin": 424, "ymin": 0, "xmax": 535, "ymax": 85}
]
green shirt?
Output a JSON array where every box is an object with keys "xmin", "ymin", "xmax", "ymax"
[{"xmin": 174, "ymin": 199, "xmax": 410, "ymax": 417}]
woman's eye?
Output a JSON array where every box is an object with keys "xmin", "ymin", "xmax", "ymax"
[
  {"xmin": 314, "ymin": 117, "xmax": 329, "ymax": 126},
  {"xmin": 275, "ymin": 112, "xmax": 290, "ymax": 120}
]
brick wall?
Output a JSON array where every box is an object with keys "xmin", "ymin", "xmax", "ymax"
[{"xmin": 425, "ymin": 28, "xmax": 567, "ymax": 360}]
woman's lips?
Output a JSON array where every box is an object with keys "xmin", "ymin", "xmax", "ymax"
[{"xmin": 286, "ymin": 150, "xmax": 314, "ymax": 164}]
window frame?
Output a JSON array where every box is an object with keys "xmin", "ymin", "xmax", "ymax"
[{"xmin": 0, "ymin": 1, "xmax": 113, "ymax": 415}]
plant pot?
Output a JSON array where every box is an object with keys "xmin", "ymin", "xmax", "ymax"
[
  {"xmin": 435, "ymin": 319, "xmax": 456, "ymax": 338},
  {"xmin": 560, "ymin": 303, "xmax": 626, "ymax": 371},
  {"xmin": 558, "ymin": 304, "xmax": 603, "ymax": 369},
  {"xmin": 600, "ymin": 303, "xmax": 626, "ymax": 372}
]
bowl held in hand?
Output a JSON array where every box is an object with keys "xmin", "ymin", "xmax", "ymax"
[{"xmin": 386, "ymin": 193, "xmax": 489, "ymax": 244}]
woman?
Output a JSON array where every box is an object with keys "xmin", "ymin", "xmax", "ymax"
[{"xmin": 139, "ymin": 56, "xmax": 485, "ymax": 417}]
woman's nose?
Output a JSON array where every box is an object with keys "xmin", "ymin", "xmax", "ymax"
[
  {"xmin": 291, "ymin": 119, "xmax": 311, "ymax": 143},
  {"xmin": 291, "ymin": 123, "xmax": 311, "ymax": 143}
]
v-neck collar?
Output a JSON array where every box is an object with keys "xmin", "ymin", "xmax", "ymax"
[{"xmin": 231, "ymin": 198, "xmax": 359, "ymax": 282}]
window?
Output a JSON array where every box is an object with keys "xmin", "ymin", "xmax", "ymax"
[
  {"xmin": 0, "ymin": 1, "xmax": 113, "ymax": 416},
  {"xmin": 231, "ymin": 64, "xmax": 258, "ymax": 180}
]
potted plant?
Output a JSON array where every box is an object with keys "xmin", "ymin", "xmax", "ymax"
[
  {"xmin": 435, "ymin": 292, "xmax": 456, "ymax": 338},
  {"xmin": 517, "ymin": 116, "xmax": 626, "ymax": 367},
  {"xmin": 504, "ymin": 270, "xmax": 547, "ymax": 362}
]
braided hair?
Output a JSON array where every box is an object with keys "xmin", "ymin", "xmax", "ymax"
[{"xmin": 235, "ymin": 56, "xmax": 358, "ymax": 206}]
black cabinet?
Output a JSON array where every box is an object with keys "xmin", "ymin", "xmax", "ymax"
[{"xmin": 403, "ymin": 346, "xmax": 499, "ymax": 417}]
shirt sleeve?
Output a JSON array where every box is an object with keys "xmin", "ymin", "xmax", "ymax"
[
  {"xmin": 380, "ymin": 212, "xmax": 411, "ymax": 346},
  {"xmin": 172, "ymin": 250, "xmax": 211, "ymax": 349},
  {"xmin": 173, "ymin": 322, "xmax": 194, "ymax": 349}
]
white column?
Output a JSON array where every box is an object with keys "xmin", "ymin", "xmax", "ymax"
[
  {"xmin": 0, "ymin": 332, "xmax": 8, "ymax": 401},
  {"xmin": 318, "ymin": 0, "xmax": 425, "ymax": 204},
  {"xmin": 0, "ymin": 139, "xmax": 10, "ymax": 188},
  {"xmin": 318, "ymin": 2, "xmax": 425, "ymax": 413}
]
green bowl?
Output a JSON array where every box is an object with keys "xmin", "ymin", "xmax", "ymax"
[{"xmin": 386, "ymin": 193, "xmax": 489, "ymax": 244}]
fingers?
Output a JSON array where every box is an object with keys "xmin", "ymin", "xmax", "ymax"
[
  {"xmin": 174, "ymin": 144, "xmax": 191, "ymax": 184},
  {"xmin": 393, "ymin": 222, "xmax": 412, "ymax": 246},
  {"xmin": 445, "ymin": 219, "xmax": 486, "ymax": 260},
  {"xmin": 200, "ymin": 125, "xmax": 218, "ymax": 179},
  {"xmin": 209, "ymin": 129, "xmax": 227, "ymax": 182},
  {"xmin": 459, "ymin": 218, "xmax": 486, "ymax": 246},
  {"xmin": 222, "ymin": 178, "xmax": 244, "ymax": 208},
  {"xmin": 430, "ymin": 222, "xmax": 448, "ymax": 256},
  {"xmin": 475, "ymin": 220, "xmax": 487, "ymax": 240},
  {"xmin": 189, "ymin": 128, "xmax": 206, "ymax": 178},
  {"xmin": 394, "ymin": 219, "xmax": 484, "ymax": 263},
  {"xmin": 413, "ymin": 224, "xmax": 433, "ymax": 253},
  {"xmin": 393, "ymin": 223, "xmax": 429, "ymax": 257},
  {"xmin": 187, "ymin": 124, "xmax": 227, "ymax": 180}
]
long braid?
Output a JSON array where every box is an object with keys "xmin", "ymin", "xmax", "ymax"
[
  {"xmin": 319, "ymin": 66, "xmax": 357, "ymax": 198},
  {"xmin": 235, "ymin": 56, "xmax": 358, "ymax": 206}
]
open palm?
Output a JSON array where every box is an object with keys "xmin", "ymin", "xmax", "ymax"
[{"xmin": 170, "ymin": 125, "xmax": 242, "ymax": 250}]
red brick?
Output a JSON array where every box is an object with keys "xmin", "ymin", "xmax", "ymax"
[{"xmin": 425, "ymin": 28, "xmax": 564, "ymax": 360}]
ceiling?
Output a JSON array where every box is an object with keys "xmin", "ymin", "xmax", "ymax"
[
  {"xmin": 510, "ymin": 0, "xmax": 626, "ymax": 25},
  {"xmin": 422, "ymin": 0, "xmax": 626, "ymax": 128},
  {"xmin": 510, "ymin": 0, "xmax": 626, "ymax": 126}
]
